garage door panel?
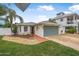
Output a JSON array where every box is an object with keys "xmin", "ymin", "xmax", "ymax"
[{"xmin": 44, "ymin": 26, "xmax": 58, "ymax": 36}]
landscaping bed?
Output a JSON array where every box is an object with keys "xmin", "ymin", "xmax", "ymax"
[
  {"xmin": 2, "ymin": 35, "xmax": 47, "ymax": 45},
  {"xmin": 0, "ymin": 36, "xmax": 79, "ymax": 56}
]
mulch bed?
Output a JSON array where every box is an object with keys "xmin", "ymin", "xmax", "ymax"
[{"xmin": 2, "ymin": 34, "xmax": 48, "ymax": 45}]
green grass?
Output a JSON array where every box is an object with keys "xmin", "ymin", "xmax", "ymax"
[{"xmin": 0, "ymin": 36, "xmax": 79, "ymax": 56}]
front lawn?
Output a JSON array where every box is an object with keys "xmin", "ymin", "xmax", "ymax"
[{"xmin": 0, "ymin": 36, "xmax": 79, "ymax": 56}]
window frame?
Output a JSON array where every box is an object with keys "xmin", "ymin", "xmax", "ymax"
[
  {"xmin": 60, "ymin": 18, "xmax": 63, "ymax": 22},
  {"xmin": 24, "ymin": 26, "xmax": 28, "ymax": 32}
]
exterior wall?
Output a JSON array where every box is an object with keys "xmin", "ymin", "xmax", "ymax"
[
  {"xmin": 56, "ymin": 17, "xmax": 78, "ymax": 27},
  {"xmin": 0, "ymin": 28, "xmax": 13, "ymax": 35},
  {"xmin": 59, "ymin": 26, "xmax": 65, "ymax": 34},
  {"xmin": 34, "ymin": 25, "xmax": 44, "ymax": 37},
  {"xmin": 55, "ymin": 15, "xmax": 78, "ymax": 34},
  {"xmin": 56, "ymin": 18, "xmax": 67, "ymax": 34},
  {"xmin": 56, "ymin": 18, "xmax": 67, "ymax": 26},
  {"xmin": 76, "ymin": 26, "xmax": 78, "ymax": 33},
  {"xmin": 17, "ymin": 26, "xmax": 31, "ymax": 35},
  {"xmin": 77, "ymin": 23, "xmax": 79, "ymax": 33}
]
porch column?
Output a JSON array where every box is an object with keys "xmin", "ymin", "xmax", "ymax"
[
  {"xmin": 73, "ymin": 15, "xmax": 75, "ymax": 20},
  {"xmin": 21, "ymin": 26, "xmax": 24, "ymax": 33},
  {"xmin": 76, "ymin": 26, "xmax": 78, "ymax": 33}
]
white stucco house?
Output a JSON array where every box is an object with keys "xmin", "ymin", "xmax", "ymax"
[
  {"xmin": 15, "ymin": 21, "xmax": 59, "ymax": 37},
  {"xmin": 50, "ymin": 12, "xmax": 79, "ymax": 34}
]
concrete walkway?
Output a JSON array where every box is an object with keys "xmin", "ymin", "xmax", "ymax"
[{"xmin": 46, "ymin": 34, "xmax": 79, "ymax": 51}]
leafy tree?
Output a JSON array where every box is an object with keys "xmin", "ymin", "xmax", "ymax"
[
  {"xmin": 0, "ymin": 4, "xmax": 24, "ymax": 35},
  {"xmin": 6, "ymin": 9, "xmax": 23, "ymax": 34},
  {"xmin": 0, "ymin": 4, "xmax": 7, "ymax": 16}
]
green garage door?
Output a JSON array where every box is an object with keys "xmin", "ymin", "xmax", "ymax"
[{"xmin": 44, "ymin": 26, "xmax": 58, "ymax": 36}]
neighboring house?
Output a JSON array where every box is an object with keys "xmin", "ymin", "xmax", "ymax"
[
  {"xmin": 15, "ymin": 21, "xmax": 59, "ymax": 37},
  {"xmin": 0, "ymin": 18, "xmax": 12, "ymax": 35},
  {"xmin": 51, "ymin": 12, "xmax": 79, "ymax": 34},
  {"xmin": 0, "ymin": 18, "xmax": 5, "ymax": 27}
]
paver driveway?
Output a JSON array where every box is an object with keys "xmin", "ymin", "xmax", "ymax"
[{"xmin": 46, "ymin": 34, "xmax": 79, "ymax": 51}]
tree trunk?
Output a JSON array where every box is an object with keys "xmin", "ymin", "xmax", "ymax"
[{"xmin": 11, "ymin": 24, "xmax": 13, "ymax": 35}]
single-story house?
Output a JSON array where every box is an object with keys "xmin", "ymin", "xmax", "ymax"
[
  {"xmin": 15, "ymin": 21, "xmax": 59, "ymax": 37},
  {"xmin": 15, "ymin": 22, "xmax": 36, "ymax": 35}
]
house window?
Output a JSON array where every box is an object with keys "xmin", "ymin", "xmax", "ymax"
[
  {"xmin": 60, "ymin": 19, "xmax": 63, "ymax": 21},
  {"xmin": 67, "ymin": 17, "xmax": 73, "ymax": 24},
  {"xmin": 24, "ymin": 26, "xmax": 27, "ymax": 31},
  {"xmin": 75, "ymin": 16, "xmax": 77, "ymax": 20},
  {"xmin": 67, "ymin": 17, "xmax": 73, "ymax": 21},
  {"xmin": 77, "ymin": 17, "xmax": 79, "ymax": 19}
]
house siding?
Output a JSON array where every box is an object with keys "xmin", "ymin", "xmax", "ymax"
[
  {"xmin": 59, "ymin": 26, "xmax": 65, "ymax": 34},
  {"xmin": 34, "ymin": 25, "xmax": 44, "ymax": 37},
  {"xmin": 17, "ymin": 26, "xmax": 31, "ymax": 35},
  {"xmin": 56, "ymin": 18, "xmax": 67, "ymax": 26}
]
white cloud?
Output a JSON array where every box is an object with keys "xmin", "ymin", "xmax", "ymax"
[
  {"xmin": 14, "ymin": 18, "xmax": 20, "ymax": 23},
  {"xmin": 37, "ymin": 5, "xmax": 54, "ymax": 11},
  {"xmin": 63, "ymin": 11, "xmax": 72, "ymax": 14},
  {"xmin": 69, "ymin": 4, "xmax": 79, "ymax": 11},
  {"xmin": 22, "ymin": 15, "xmax": 49, "ymax": 23},
  {"xmin": 33, "ymin": 15, "xmax": 49, "ymax": 23}
]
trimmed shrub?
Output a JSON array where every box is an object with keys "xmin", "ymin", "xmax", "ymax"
[
  {"xmin": 66, "ymin": 27, "xmax": 76, "ymax": 34},
  {"xmin": 12, "ymin": 25, "xmax": 17, "ymax": 35}
]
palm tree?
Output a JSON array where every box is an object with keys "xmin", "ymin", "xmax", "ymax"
[
  {"xmin": 15, "ymin": 15, "xmax": 23, "ymax": 23},
  {"xmin": 6, "ymin": 9, "xmax": 16, "ymax": 32},
  {"xmin": 6, "ymin": 9, "xmax": 23, "ymax": 33},
  {"xmin": 0, "ymin": 4, "xmax": 23, "ymax": 34}
]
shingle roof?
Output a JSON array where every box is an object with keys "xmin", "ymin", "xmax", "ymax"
[
  {"xmin": 15, "ymin": 22, "xmax": 36, "ymax": 26},
  {"xmin": 15, "ymin": 21, "xmax": 59, "ymax": 26},
  {"xmin": 37, "ymin": 21, "xmax": 58, "ymax": 26}
]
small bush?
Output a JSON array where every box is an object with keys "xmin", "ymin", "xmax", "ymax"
[
  {"xmin": 66, "ymin": 27, "xmax": 76, "ymax": 34},
  {"xmin": 12, "ymin": 25, "xmax": 17, "ymax": 35},
  {"xmin": 3, "ymin": 22, "xmax": 11, "ymax": 28}
]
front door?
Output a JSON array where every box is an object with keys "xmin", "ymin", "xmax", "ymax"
[{"xmin": 31, "ymin": 26, "xmax": 34, "ymax": 34}]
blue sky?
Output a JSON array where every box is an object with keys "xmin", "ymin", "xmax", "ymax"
[{"xmin": 2, "ymin": 3, "xmax": 79, "ymax": 23}]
